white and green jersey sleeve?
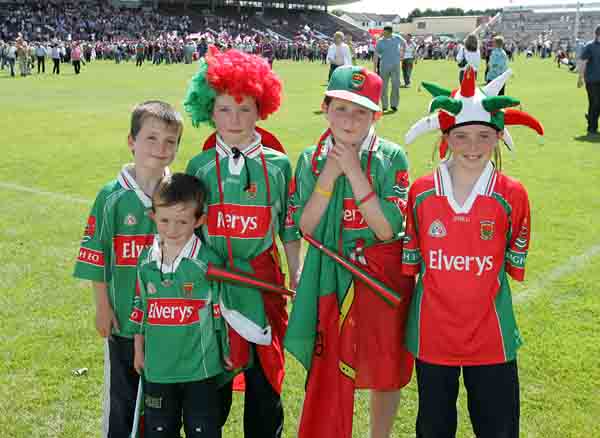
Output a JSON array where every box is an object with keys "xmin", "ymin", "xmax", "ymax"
[{"xmin": 73, "ymin": 164, "xmax": 164, "ymax": 338}]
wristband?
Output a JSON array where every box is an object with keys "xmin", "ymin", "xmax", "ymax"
[
  {"xmin": 315, "ymin": 183, "xmax": 332, "ymax": 198},
  {"xmin": 356, "ymin": 191, "xmax": 376, "ymax": 207}
]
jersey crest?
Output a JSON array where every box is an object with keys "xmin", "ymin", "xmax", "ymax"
[
  {"xmin": 246, "ymin": 183, "xmax": 258, "ymax": 200},
  {"xmin": 428, "ymin": 219, "xmax": 447, "ymax": 238},
  {"xmin": 124, "ymin": 214, "xmax": 137, "ymax": 226},
  {"xmin": 480, "ymin": 220, "xmax": 495, "ymax": 240}
]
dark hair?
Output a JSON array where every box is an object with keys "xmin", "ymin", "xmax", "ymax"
[
  {"xmin": 464, "ymin": 34, "xmax": 478, "ymax": 52},
  {"xmin": 595, "ymin": 24, "xmax": 600, "ymax": 36},
  {"xmin": 383, "ymin": 26, "xmax": 393, "ymax": 32},
  {"xmin": 130, "ymin": 100, "xmax": 184, "ymax": 144},
  {"xmin": 152, "ymin": 173, "xmax": 207, "ymax": 219}
]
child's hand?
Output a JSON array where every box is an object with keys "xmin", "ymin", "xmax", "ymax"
[
  {"xmin": 95, "ymin": 305, "xmax": 120, "ymax": 338},
  {"xmin": 134, "ymin": 351, "xmax": 145, "ymax": 375},
  {"xmin": 223, "ymin": 355, "xmax": 234, "ymax": 371},
  {"xmin": 322, "ymin": 151, "xmax": 343, "ymax": 180},
  {"xmin": 330, "ymin": 141, "xmax": 361, "ymax": 176}
]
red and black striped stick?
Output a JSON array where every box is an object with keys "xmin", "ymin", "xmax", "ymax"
[
  {"xmin": 206, "ymin": 264, "xmax": 296, "ymax": 298},
  {"xmin": 304, "ymin": 234, "xmax": 402, "ymax": 307}
]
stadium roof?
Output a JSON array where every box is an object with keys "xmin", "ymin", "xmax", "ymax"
[
  {"xmin": 327, "ymin": 0, "xmax": 356, "ymax": 4},
  {"xmin": 341, "ymin": 12, "xmax": 401, "ymax": 22}
]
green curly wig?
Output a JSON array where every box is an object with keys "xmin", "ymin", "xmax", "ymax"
[{"xmin": 183, "ymin": 57, "xmax": 217, "ymax": 128}]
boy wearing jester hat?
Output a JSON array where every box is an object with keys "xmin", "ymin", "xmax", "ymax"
[
  {"xmin": 183, "ymin": 46, "xmax": 301, "ymax": 438},
  {"xmin": 285, "ymin": 65, "xmax": 415, "ymax": 438},
  {"xmin": 402, "ymin": 66, "xmax": 544, "ymax": 438}
]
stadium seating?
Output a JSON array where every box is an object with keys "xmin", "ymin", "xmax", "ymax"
[
  {"xmin": 490, "ymin": 7, "xmax": 600, "ymax": 45},
  {"xmin": 0, "ymin": 0, "xmax": 367, "ymax": 43}
]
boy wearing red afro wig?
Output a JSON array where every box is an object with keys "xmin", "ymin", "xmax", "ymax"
[{"xmin": 184, "ymin": 46, "xmax": 301, "ymax": 438}]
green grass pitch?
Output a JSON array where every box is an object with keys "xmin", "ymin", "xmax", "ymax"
[{"xmin": 1, "ymin": 57, "xmax": 599, "ymax": 437}]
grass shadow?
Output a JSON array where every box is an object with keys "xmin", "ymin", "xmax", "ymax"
[{"xmin": 574, "ymin": 134, "xmax": 600, "ymax": 143}]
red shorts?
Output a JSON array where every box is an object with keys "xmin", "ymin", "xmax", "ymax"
[{"xmin": 352, "ymin": 241, "xmax": 415, "ymax": 390}]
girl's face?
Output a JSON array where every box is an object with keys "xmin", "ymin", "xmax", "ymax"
[
  {"xmin": 212, "ymin": 94, "xmax": 259, "ymax": 147},
  {"xmin": 323, "ymin": 98, "xmax": 375, "ymax": 148},
  {"xmin": 446, "ymin": 124, "xmax": 500, "ymax": 173}
]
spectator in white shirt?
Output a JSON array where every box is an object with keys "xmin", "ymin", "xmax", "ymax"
[
  {"xmin": 456, "ymin": 33, "xmax": 481, "ymax": 83},
  {"xmin": 35, "ymin": 42, "xmax": 46, "ymax": 73},
  {"xmin": 401, "ymin": 33, "xmax": 417, "ymax": 87},
  {"xmin": 6, "ymin": 41, "xmax": 17, "ymax": 77},
  {"xmin": 326, "ymin": 31, "xmax": 352, "ymax": 81},
  {"xmin": 51, "ymin": 44, "xmax": 61, "ymax": 74}
]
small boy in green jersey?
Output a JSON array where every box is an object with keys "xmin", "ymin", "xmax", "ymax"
[
  {"xmin": 73, "ymin": 101, "xmax": 183, "ymax": 437},
  {"xmin": 130, "ymin": 173, "xmax": 226, "ymax": 438}
]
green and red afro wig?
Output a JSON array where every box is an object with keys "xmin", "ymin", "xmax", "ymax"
[{"xmin": 184, "ymin": 45, "xmax": 283, "ymax": 127}]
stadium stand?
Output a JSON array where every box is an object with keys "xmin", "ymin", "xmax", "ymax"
[
  {"xmin": 0, "ymin": 0, "xmax": 364, "ymax": 42},
  {"xmin": 487, "ymin": 3, "xmax": 600, "ymax": 47}
]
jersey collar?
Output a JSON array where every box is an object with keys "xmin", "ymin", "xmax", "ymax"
[
  {"xmin": 435, "ymin": 159, "xmax": 497, "ymax": 214},
  {"xmin": 148, "ymin": 233, "xmax": 202, "ymax": 273},
  {"xmin": 117, "ymin": 164, "xmax": 171, "ymax": 209},
  {"xmin": 215, "ymin": 131, "xmax": 263, "ymax": 160}
]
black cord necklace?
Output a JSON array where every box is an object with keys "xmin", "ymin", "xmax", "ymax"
[{"xmin": 231, "ymin": 146, "xmax": 252, "ymax": 191}]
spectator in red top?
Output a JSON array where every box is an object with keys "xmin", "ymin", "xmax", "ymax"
[{"xmin": 71, "ymin": 42, "xmax": 82, "ymax": 74}]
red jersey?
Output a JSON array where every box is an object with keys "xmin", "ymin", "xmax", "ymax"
[{"xmin": 402, "ymin": 161, "xmax": 531, "ymax": 366}]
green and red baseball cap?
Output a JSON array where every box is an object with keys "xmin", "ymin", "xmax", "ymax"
[{"xmin": 325, "ymin": 66, "xmax": 382, "ymax": 112}]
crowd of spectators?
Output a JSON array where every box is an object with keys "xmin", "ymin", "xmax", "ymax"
[{"xmin": 1, "ymin": 1, "xmax": 191, "ymax": 42}]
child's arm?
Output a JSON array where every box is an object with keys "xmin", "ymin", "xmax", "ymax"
[
  {"xmin": 133, "ymin": 334, "xmax": 144, "ymax": 375},
  {"xmin": 93, "ymin": 281, "xmax": 119, "ymax": 337},
  {"xmin": 283, "ymin": 240, "xmax": 301, "ymax": 290},
  {"xmin": 297, "ymin": 152, "xmax": 343, "ymax": 236}
]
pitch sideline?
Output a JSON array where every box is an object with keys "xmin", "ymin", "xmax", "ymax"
[{"xmin": 0, "ymin": 181, "xmax": 90, "ymax": 205}]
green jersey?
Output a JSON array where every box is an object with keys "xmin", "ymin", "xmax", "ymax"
[
  {"xmin": 289, "ymin": 129, "xmax": 410, "ymax": 253},
  {"xmin": 185, "ymin": 132, "xmax": 300, "ymax": 265},
  {"xmin": 73, "ymin": 164, "xmax": 166, "ymax": 337},
  {"xmin": 129, "ymin": 234, "xmax": 225, "ymax": 383}
]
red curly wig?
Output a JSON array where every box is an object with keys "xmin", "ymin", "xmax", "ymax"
[{"xmin": 206, "ymin": 46, "xmax": 282, "ymax": 120}]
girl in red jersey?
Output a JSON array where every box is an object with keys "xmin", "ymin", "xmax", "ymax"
[
  {"xmin": 183, "ymin": 46, "xmax": 301, "ymax": 438},
  {"xmin": 402, "ymin": 66, "xmax": 544, "ymax": 438}
]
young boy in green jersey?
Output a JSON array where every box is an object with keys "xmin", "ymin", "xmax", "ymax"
[
  {"xmin": 130, "ymin": 173, "xmax": 226, "ymax": 438},
  {"xmin": 73, "ymin": 101, "xmax": 183, "ymax": 438}
]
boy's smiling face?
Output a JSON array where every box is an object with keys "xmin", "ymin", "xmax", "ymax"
[
  {"xmin": 128, "ymin": 116, "xmax": 180, "ymax": 171},
  {"xmin": 152, "ymin": 202, "xmax": 205, "ymax": 250}
]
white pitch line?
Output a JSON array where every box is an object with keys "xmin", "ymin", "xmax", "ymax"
[
  {"xmin": 514, "ymin": 242, "xmax": 600, "ymax": 305},
  {"xmin": 0, "ymin": 181, "xmax": 90, "ymax": 205},
  {"xmin": 1, "ymin": 181, "xmax": 600, "ymax": 304}
]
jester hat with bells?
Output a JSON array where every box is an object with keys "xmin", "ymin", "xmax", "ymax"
[{"xmin": 405, "ymin": 66, "xmax": 544, "ymax": 158}]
